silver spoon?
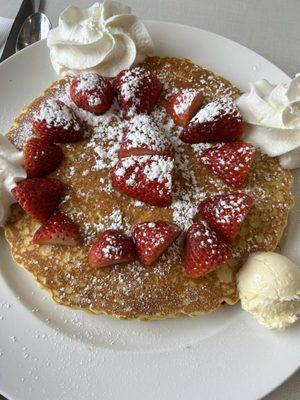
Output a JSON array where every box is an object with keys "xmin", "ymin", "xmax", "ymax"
[{"xmin": 16, "ymin": 6, "xmax": 51, "ymax": 52}]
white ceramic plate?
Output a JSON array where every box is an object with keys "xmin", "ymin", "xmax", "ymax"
[{"xmin": 0, "ymin": 21, "xmax": 299, "ymax": 400}]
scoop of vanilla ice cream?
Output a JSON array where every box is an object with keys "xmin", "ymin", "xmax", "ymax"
[{"xmin": 237, "ymin": 252, "xmax": 300, "ymax": 330}]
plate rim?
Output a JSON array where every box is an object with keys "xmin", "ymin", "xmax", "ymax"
[{"xmin": 0, "ymin": 19, "xmax": 299, "ymax": 400}]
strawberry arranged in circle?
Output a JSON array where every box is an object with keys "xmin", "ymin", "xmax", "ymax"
[
  {"xmin": 132, "ymin": 220, "xmax": 181, "ymax": 266},
  {"xmin": 119, "ymin": 114, "xmax": 174, "ymax": 158},
  {"xmin": 199, "ymin": 193, "xmax": 253, "ymax": 243},
  {"xmin": 70, "ymin": 72, "xmax": 113, "ymax": 115},
  {"xmin": 113, "ymin": 67, "xmax": 162, "ymax": 117},
  {"xmin": 89, "ymin": 230, "xmax": 137, "ymax": 269},
  {"xmin": 33, "ymin": 213, "xmax": 82, "ymax": 246},
  {"xmin": 23, "ymin": 136, "xmax": 63, "ymax": 178},
  {"xmin": 32, "ymin": 99, "xmax": 84, "ymax": 143},
  {"xmin": 12, "ymin": 178, "xmax": 64, "ymax": 223},
  {"xmin": 200, "ymin": 141, "xmax": 256, "ymax": 188},
  {"xmin": 111, "ymin": 155, "xmax": 174, "ymax": 207},
  {"xmin": 184, "ymin": 221, "xmax": 233, "ymax": 278},
  {"xmin": 180, "ymin": 97, "xmax": 243, "ymax": 143},
  {"xmin": 168, "ymin": 88, "xmax": 204, "ymax": 127}
]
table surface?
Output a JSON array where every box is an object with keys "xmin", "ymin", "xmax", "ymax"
[{"xmin": 0, "ymin": 1, "xmax": 299, "ymax": 399}]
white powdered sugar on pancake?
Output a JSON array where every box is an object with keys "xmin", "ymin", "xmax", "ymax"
[{"xmin": 8, "ymin": 68, "xmax": 238, "ymax": 238}]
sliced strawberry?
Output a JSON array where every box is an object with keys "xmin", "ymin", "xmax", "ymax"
[
  {"xmin": 180, "ymin": 97, "xmax": 243, "ymax": 143},
  {"xmin": 168, "ymin": 89, "xmax": 204, "ymax": 126},
  {"xmin": 32, "ymin": 99, "xmax": 84, "ymax": 143},
  {"xmin": 132, "ymin": 220, "xmax": 181, "ymax": 266},
  {"xmin": 11, "ymin": 178, "xmax": 64, "ymax": 223},
  {"xmin": 119, "ymin": 114, "xmax": 174, "ymax": 158},
  {"xmin": 111, "ymin": 155, "xmax": 174, "ymax": 207},
  {"xmin": 70, "ymin": 72, "xmax": 113, "ymax": 115},
  {"xmin": 113, "ymin": 67, "xmax": 162, "ymax": 118},
  {"xmin": 200, "ymin": 142, "xmax": 256, "ymax": 188},
  {"xmin": 199, "ymin": 193, "xmax": 253, "ymax": 243},
  {"xmin": 184, "ymin": 221, "xmax": 232, "ymax": 278},
  {"xmin": 33, "ymin": 213, "xmax": 81, "ymax": 246},
  {"xmin": 23, "ymin": 136, "xmax": 63, "ymax": 178},
  {"xmin": 88, "ymin": 230, "xmax": 137, "ymax": 269}
]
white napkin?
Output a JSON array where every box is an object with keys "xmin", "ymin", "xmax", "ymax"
[{"xmin": 0, "ymin": 17, "xmax": 13, "ymax": 57}]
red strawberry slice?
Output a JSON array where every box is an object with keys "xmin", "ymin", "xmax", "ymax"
[
  {"xmin": 12, "ymin": 178, "xmax": 64, "ymax": 223},
  {"xmin": 88, "ymin": 230, "xmax": 137, "ymax": 268},
  {"xmin": 113, "ymin": 67, "xmax": 162, "ymax": 118},
  {"xmin": 200, "ymin": 142, "xmax": 256, "ymax": 188},
  {"xmin": 184, "ymin": 221, "xmax": 233, "ymax": 278},
  {"xmin": 111, "ymin": 155, "xmax": 174, "ymax": 207},
  {"xmin": 70, "ymin": 72, "xmax": 113, "ymax": 115},
  {"xmin": 33, "ymin": 213, "xmax": 81, "ymax": 246},
  {"xmin": 119, "ymin": 114, "xmax": 174, "ymax": 158},
  {"xmin": 199, "ymin": 193, "xmax": 253, "ymax": 243},
  {"xmin": 180, "ymin": 97, "xmax": 243, "ymax": 143},
  {"xmin": 23, "ymin": 137, "xmax": 63, "ymax": 178},
  {"xmin": 168, "ymin": 89, "xmax": 204, "ymax": 127},
  {"xmin": 132, "ymin": 220, "xmax": 181, "ymax": 266},
  {"xmin": 32, "ymin": 99, "xmax": 84, "ymax": 143}
]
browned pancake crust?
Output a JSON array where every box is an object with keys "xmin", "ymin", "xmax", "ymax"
[{"xmin": 4, "ymin": 57, "xmax": 294, "ymax": 319}]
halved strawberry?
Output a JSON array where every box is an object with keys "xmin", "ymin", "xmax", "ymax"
[
  {"xmin": 33, "ymin": 213, "xmax": 81, "ymax": 246},
  {"xmin": 200, "ymin": 142, "xmax": 256, "ymax": 188},
  {"xmin": 119, "ymin": 114, "xmax": 174, "ymax": 158},
  {"xmin": 168, "ymin": 89, "xmax": 204, "ymax": 126},
  {"xmin": 32, "ymin": 99, "xmax": 84, "ymax": 143},
  {"xmin": 113, "ymin": 67, "xmax": 162, "ymax": 118},
  {"xmin": 111, "ymin": 155, "xmax": 174, "ymax": 207},
  {"xmin": 88, "ymin": 230, "xmax": 137, "ymax": 269},
  {"xmin": 70, "ymin": 72, "xmax": 113, "ymax": 115},
  {"xmin": 11, "ymin": 178, "xmax": 64, "ymax": 223},
  {"xmin": 23, "ymin": 136, "xmax": 63, "ymax": 178},
  {"xmin": 184, "ymin": 221, "xmax": 232, "ymax": 278},
  {"xmin": 180, "ymin": 97, "xmax": 243, "ymax": 143},
  {"xmin": 132, "ymin": 220, "xmax": 181, "ymax": 266},
  {"xmin": 199, "ymin": 193, "xmax": 253, "ymax": 243}
]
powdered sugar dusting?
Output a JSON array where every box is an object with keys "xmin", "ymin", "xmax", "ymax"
[
  {"xmin": 116, "ymin": 67, "xmax": 160, "ymax": 117},
  {"xmin": 6, "ymin": 57, "xmax": 293, "ymax": 320},
  {"xmin": 173, "ymin": 89, "xmax": 203, "ymax": 115},
  {"xmin": 114, "ymin": 155, "xmax": 174, "ymax": 190},
  {"xmin": 191, "ymin": 96, "xmax": 241, "ymax": 124},
  {"xmin": 34, "ymin": 99, "xmax": 80, "ymax": 131},
  {"xmin": 122, "ymin": 114, "xmax": 172, "ymax": 153},
  {"xmin": 133, "ymin": 221, "xmax": 180, "ymax": 260},
  {"xmin": 75, "ymin": 72, "xmax": 104, "ymax": 94},
  {"xmin": 10, "ymin": 121, "xmax": 33, "ymax": 149}
]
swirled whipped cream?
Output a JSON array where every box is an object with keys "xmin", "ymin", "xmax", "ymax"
[
  {"xmin": 47, "ymin": 0, "xmax": 154, "ymax": 77},
  {"xmin": 237, "ymin": 74, "xmax": 300, "ymax": 169},
  {"xmin": 0, "ymin": 135, "xmax": 26, "ymax": 226}
]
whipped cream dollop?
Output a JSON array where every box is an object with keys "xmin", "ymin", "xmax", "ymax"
[
  {"xmin": 0, "ymin": 135, "xmax": 26, "ymax": 226},
  {"xmin": 237, "ymin": 74, "xmax": 300, "ymax": 169},
  {"xmin": 47, "ymin": 0, "xmax": 154, "ymax": 77}
]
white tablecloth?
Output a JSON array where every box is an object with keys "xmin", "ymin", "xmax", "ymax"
[{"xmin": 0, "ymin": 1, "xmax": 299, "ymax": 399}]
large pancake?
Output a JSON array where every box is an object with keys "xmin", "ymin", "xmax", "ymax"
[{"xmin": 4, "ymin": 56, "xmax": 294, "ymax": 319}]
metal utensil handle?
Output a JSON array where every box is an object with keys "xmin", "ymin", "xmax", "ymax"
[
  {"xmin": 33, "ymin": 0, "xmax": 41, "ymax": 13},
  {"xmin": 0, "ymin": 0, "xmax": 35, "ymax": 62}
]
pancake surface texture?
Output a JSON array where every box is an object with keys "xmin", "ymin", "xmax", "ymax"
[{"xmin": 5, "ymin": 57, "xmax": 294, "ymax": 319}]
